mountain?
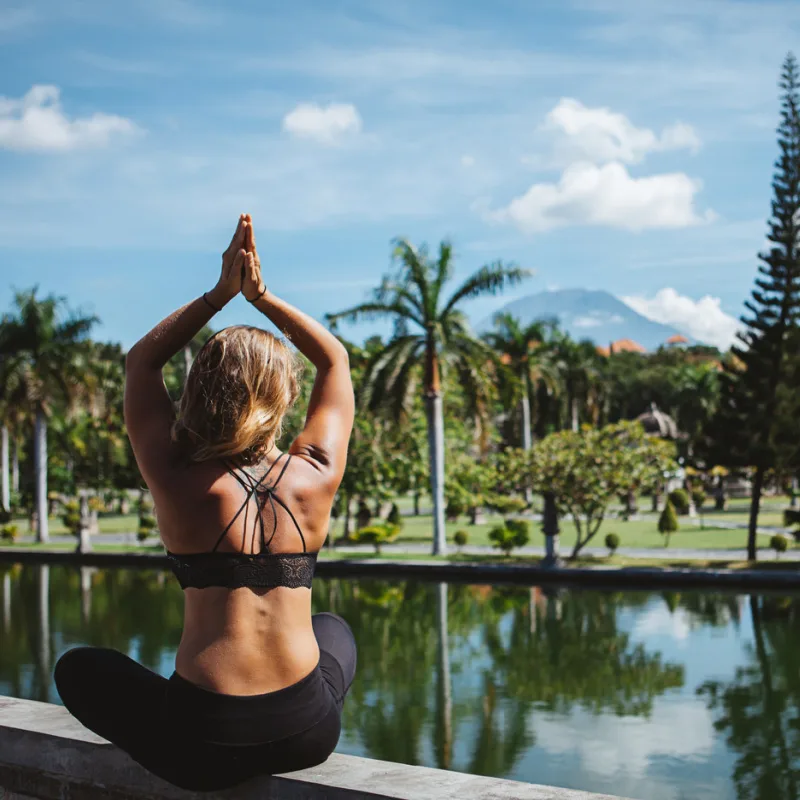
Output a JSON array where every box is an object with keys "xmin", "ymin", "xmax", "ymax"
[{"xmin": 476, "ymin": 289, "xmax": 686, "ymax": 351}]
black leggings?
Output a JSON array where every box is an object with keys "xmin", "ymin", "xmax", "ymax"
[{"xmin": 54, "ymin": 613, "xmax": 357, "ymax": 792}]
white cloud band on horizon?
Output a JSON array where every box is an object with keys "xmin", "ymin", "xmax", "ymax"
[
  {"xmin": 0, "ymin": 85, "xmax": 139, "ymax": 152},
  {"xmin": 282, "ymin": 102, "xmax": 362, "ymax": 144},
  {"xmin": 489, "ymin": 161, "xmax": 714, "ymax": 233},
  {"xmin": 622, "ymin": 287, "xmax": 741, "ymax": 349},
  {"xmin": 543, "ymin": 97, "xmax": 701, "ymax": 166}
]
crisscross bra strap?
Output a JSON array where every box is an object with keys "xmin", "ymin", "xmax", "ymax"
[{"xmin": 210, "ymin": 453, "xmax": 306, "ymax": 554}]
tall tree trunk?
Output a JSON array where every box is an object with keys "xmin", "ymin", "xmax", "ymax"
[
  {"xmin": 543, "ymin": 491, "xmax": 560, "ymax": 565},
  {"xmin": 570, "ymin": 396, "xmax": 579, "ymax": 432},
  {"xmin": 2, "ymin": 571, "xmax": 11, "ymax": 634},
  {"xmin": 435, "ymin": 582, "xmax": 452, "ymax": 770},
  {"xmin": 426, "ymin": 392, "xmax": 447, "ymax": 556},
  {"xmin": 36, "ymin": 564, "xmax": 51, "ymax": 702},
  {"xmin": 520, "ymin": 383, "xmax": 532, "ymax": 504},
  {"xmin": 747, "ymin": 465, "xmax": 764, "ymax": 561},
  {"xmin": 425, "ymin": 339, "xmax": 447, "ymax": 556},
  {"xmin": 790, "ymin": 476, "xmax": 798, "ymax": 509},
  {"xmin": 343, "ymin": 494, "xmax": 352, "ymax": 538},
  {"xmin": 80, "ymin": 566, "xmax": 93, "ymax": 623},
  {"xmin": 183, "ymin": 344, "xmax": 193, "ymax": 385},
  {"xmin": 413, "ymin": 487, "xmax": 420, "ymax": 516},
  {"xmin": 1, "ymin": 425, "xmax": 9, "ymax": 512},
  {"xmin": 34, "ymin": 409, "xmax": 49, "ymax": 544},
  {"xmin": 12, "ymin": 435, "xmax": 19, "ymax": 494},
  {"xmin": 750, "ymin": 595, "xmax": 797, "ymax": 799}
]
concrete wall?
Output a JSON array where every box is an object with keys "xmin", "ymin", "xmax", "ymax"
[{"xmin": 0, "ymin": 696, "xmax": 628, "ymax": 800}]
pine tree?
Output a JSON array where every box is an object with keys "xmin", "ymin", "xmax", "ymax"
[
  {"xmin": 705, "ymin": 53, "xmax": 800, "ymax": 560},
  {"xmin": 658, "ymin": 500, "xmax": 679, "ymax": 548}
]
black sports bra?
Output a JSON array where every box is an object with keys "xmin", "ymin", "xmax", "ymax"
[{"xmin": 166, "ymin": 453, "xmax": 317, "ymax": 590}]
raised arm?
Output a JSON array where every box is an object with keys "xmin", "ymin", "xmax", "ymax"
[
  {"xmin": 243, "ymin": 217, "xmax": 354, "ymax": 490},
  {"xmin": 124, "ymin": 215, "xmax": 247, "ymax": 483}
]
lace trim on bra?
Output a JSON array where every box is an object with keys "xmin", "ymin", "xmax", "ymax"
[{"xmin": 166, "ymin": 551, "xmax": 317, "ymax": 590}]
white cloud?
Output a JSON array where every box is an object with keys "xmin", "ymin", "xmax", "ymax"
[
  {"xmin": 282, "ymin": 102, "xmax": 362, "ymax": 144},
  {"xmin": 573, "ymin": 312, "xmax": 625, "ymax": 328},
  {"xmin": 0, "ymin": 85, "xmax": 138, "ymax": 152},
  {"xmin": 622, "ymin": 288, "xmax": 741, "ymax": 349},
  {"xmin": 534, "ymin": 700, "xmax": 717, "ymax": 794},
  {"xmin": 543, "ymin": 97, "xmax": 701, "ymax": 166},
  {"xmin": 490, "ymin": 161, "xmax": 713, "ymax": 233}
]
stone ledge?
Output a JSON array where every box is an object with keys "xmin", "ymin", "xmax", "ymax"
[
  {"xmin": 1, "ymin": 548, "xmax": 799, "ymax": 590},
  {"xmin": 0, "ymin": 697, "xmax": 627, "ymax": 800}
]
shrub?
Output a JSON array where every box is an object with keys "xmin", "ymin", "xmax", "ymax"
[
  {"xmin": 61, "ymin": 500, "xmax": 81, "ymax": 537},
  {"xmin": 453, "ymin": 530, "xmax": 468, "ymax": 551},
  {"xmin": 445, "ymin": 497, "xmax": 465, "ymax": 521},
  {"xmin": 351, "ymin": 522, "xmax": 400, "ymax": 554},
  {"xmin": 668, "ymin": 489, "xmax": 690, "ymax": 515},
  {"xmin": 356, "ymin": 501, "xmax": 371, "ymax": 530},
  {"xmin": 386, "ymin": 503, "xmax": 402, "ymax": 527},
  {"xmin": 605, "ymin": 532, "xmax": 620, "ymax": 555},
  {"xmin": 658, "ymin": 500, "xmax": 679, "ymax": 547},
  {"xmin": 88, "ymin": 496, "xmax": 105, "ymax": 513},
  {"xmin": 784, "ymin": 509, "xmax": 800, "ymax": 528},
  {"xmin": 0, "ymin": 523, "xmax": 18, "ymax": 542},
  {"xmin": 489, "ymin": 520, "xmax": 529, "ymax": 556},
  {"xmin": 771, "ymin": 534, "xmax": 789, "ymax": 559},
  {"xmin": 691, "ymin": 488, "xmax": 707, "ymax": 511}
]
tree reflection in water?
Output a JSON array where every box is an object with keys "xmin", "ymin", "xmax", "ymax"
[
  {"xmin": 6, "ymin": 564, "xmax": 795, "ymax": 796},
  {"xmin": 698, "ymin": 595, "xmax": 800, "ymax": 800}
]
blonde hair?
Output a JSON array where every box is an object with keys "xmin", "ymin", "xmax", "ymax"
[{"xmin": 171, "ymin": 326, "xmax": 303, "ymax": 464}]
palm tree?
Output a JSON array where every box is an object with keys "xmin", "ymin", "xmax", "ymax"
[
  {"xmin": 553, "ymin": 335, "xmax": 603, "ymax": 431},
  {"xmin": 0, "ymin": 289, "xmax": 98, "ymax": 542},
  {"xmin": 482, "ymin": 314, "xmax": 559, "ymax": 453},
  {"xmin": 326, "ymin": 239, "xmax": 530, "ymax": 555}
]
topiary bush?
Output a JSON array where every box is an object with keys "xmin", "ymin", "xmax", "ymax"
[
  {"xmin": 658, "ymin": 500, "xmax": 679, "ymax": 547},
  {"xmin": 386, "ymin": 503, "xmax": 402, "ymax": 528},
  {"xmin": 692, "ymin": 488, "xmax": 707, "ymax": 511},
  {"xmin": 61, "ymin": 500, "xmax": 81, "ymax": 537},
  {"xmin": 771, "ymin": 534, "xmax": 789, "ymax": 559},
  {"xmin": 668, "ymin": 489, "xmax": 690, "ymax": 515},
  {"xmin": 0, "ymin": 523, "xmax": 18, "ymax": 542},
  {"xmin": 351, "ymin": 522, "xmax": 400, "ymax": 554},
  {"xmin": 489, "ymin": 520, "xmax": 529, "ymax": 556},
  {"xmin": 605, "ymin": 532, "xmax": 620, "ymax": 556},
  {"xmin": 453, "ymin": 530, "xmax": 468, "ymax": 552}
]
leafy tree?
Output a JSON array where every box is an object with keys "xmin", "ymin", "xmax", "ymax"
[
  {"xmin": 704, "ymin": 54, "xmax": 800, "ymax": 560},
  {"xmin": 530, "ymin": 421, "xmax": 676, "ymax": 558},
  {"xmin": 326, "ymin": 238, "xmax": 529, "ymax": 555},
  {"xmin": 0, "ymin": 289, "xmax": 98, "ymax": 542}
]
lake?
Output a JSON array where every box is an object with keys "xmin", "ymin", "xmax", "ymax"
[{"xmin": 0, "ymin": 560, "xmax": 798, "ymax": 800}]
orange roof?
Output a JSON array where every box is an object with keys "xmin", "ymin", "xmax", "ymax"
[
  {"xmin": 596, "ymin": 345, "xmax": 610, "ymax": 357},
  {"xmin": 666, "ymin": 334, "xmax": 689, "ymax": 345},
  {"xmin": 605, "ymin": 338, "xmax": 646, "ymax": 355}
]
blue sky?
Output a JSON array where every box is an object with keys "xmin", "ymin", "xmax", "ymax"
[{"xmin": 1, "ymin": 0, "xmax": 798, "ymax": 350}]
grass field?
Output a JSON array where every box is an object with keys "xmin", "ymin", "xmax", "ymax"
[
  {"xmin": 8, "ymin": 492, "xmax": 796, "ymax": 555},
  {"xmin": 331, "ymin": 511, "xmax": 796, "ymax": 553}
]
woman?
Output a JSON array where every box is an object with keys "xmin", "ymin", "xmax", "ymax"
[{"xmin": 54, "ymin": 214, "xmax": 356, "ymax": 792}]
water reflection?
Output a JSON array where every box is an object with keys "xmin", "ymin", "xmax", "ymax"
[{"xmin": 0, "ymin": 561, "xmax": 798, "ymax": 799}]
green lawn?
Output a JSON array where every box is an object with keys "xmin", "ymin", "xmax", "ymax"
[
  {"xmin": 333, "ymin": 510, "xmax": 796, "ymax": 553},
  {"xmin": 10, "ymin": 514, "xmax": 141, "ymax": 536}
]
